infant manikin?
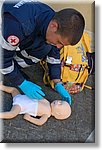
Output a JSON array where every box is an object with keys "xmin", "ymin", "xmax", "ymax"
[{"xmin": 0, "ymin": 84, "xmax": 71, "ymax": 126}]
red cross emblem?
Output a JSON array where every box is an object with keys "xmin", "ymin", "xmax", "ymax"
[{"xmin": 7, "ymin": 35, "xmax": 19, "ymax": 46}]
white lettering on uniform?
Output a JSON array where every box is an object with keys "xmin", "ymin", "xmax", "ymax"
[{"xmin": 13, "ymin": 0, "xmax": 38, "ymax": 8}]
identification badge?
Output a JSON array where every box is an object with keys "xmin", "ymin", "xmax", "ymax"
[{"xmin": 66, "ymin": 56, "xmax": 72, "ymax": 64}]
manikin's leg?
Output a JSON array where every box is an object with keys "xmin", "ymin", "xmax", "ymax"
[
  {"xmin": 0, "ymin": 105, "xmax": 21, "ymax": 119},
  {"xmin": 0, "ymin": 83, "xmax": 21, "ymax": 119}
]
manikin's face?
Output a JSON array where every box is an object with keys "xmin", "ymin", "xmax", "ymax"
[
  {"xmin": 51, "ymin": 100, "xmax": 71, "ymax": 120},
  {"xmin": 46, "ymin": 20, "xmax": 70, "ymax": 49}
]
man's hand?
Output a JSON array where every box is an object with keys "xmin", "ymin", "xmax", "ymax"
[
  {"xmin": 19, "ymin": 80, "xmax": 45, "ymax": 99},
  {"xmin": 55, "ymin": 82, "xmax": 72, "ymax": 105}
]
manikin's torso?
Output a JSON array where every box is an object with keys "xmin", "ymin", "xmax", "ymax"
[{"xmin": 37, "ymin": 99, "xmax": 51, "ymax": 117}]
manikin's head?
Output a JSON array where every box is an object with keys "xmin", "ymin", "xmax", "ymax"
[
  {"xmin": 51, "ymin": 100, "xmax": 71, "ymax": 120},
  {"xmin": 46, "ymin": 8, "xmax": 85, "ymax": 49}
]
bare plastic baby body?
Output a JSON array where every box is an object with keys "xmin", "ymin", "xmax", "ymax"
[{"xmin": 0, "ymin": 83, "xmax": 71, "ymax": 126}]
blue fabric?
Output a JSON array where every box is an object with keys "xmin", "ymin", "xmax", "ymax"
[
  {"xmin": 47, "ymin": 64, "xmax": 61, "ymax": 80},
  {"xmin": 1, "ymin": 1, "xmax": 61, "ymax": 86},
  {"xmin": 55, "ymin": 83, "xmax": 72, "ymax": 105},
  {"xmin": 2, "ymin": 1, "xmax": 55, "ymax": 37},
  {"xmin": 19, "ymin": 80, "xmax": 45, "ymax": 100},
  {"xmin": 47, "ymin": 46, "xmax": 61, "ymax": 80}
]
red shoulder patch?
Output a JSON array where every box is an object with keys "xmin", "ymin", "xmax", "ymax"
[{"xmin": 7, "ymin": 35, "xmax": 19, "ymax": 46}]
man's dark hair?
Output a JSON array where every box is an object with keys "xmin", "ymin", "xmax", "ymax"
[{"xmin": 52, "ymin": 8, "xmax": 85, "ymax": 45}]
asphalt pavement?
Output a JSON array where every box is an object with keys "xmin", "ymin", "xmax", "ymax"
[{"xmin": 0, "ymin": 63, "xmax": 95, "ymax": 143}]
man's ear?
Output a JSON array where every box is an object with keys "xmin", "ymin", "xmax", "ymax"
[{"xmin": 50, "ymin": 20, "xmax": 58, "ymax": 32}]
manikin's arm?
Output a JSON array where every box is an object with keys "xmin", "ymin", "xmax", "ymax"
[
  {"xmin": 0, "ymin": 83, "xmax": 21, "ymax": 119},
  {"xmin": 0, "ymin": 105, "xmax": 21, "ymax": 119},
  {"xmin": 23, "ymin": 113, "xmax": 49, "ymax": 126}
]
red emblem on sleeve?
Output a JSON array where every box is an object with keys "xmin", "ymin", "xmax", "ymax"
[{"xmin": 7, "ymin": 35, "xmax": 19, "ymax": 46}]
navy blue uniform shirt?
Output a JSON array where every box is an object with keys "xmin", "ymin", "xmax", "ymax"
[{"xmin": 1, "ymin": 0, "xmax": 61, "ymax": 86}]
